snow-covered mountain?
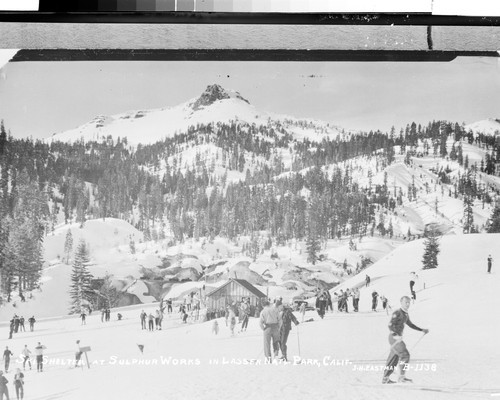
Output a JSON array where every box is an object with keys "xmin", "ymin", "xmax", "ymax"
[
  {"xmin": 465, "ymin": 118, "xmax": 500, "ymax": 136},
  {"xmin": 47, "ymin": 84, "xmax": 345, "ymax": 146}
]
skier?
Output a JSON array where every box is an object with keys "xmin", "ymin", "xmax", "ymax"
[
  {"xmin": 148, "ymin": 313, "xmax": 154, "ymax": 331},
  {"xmin": 3, "ymin": 347, "xmax": 13, "ymax": 373},
  {"xmin": 259, "ymin": 300, "xmax": 280, "ymax": 361},
  {"xmin": 278, "ymin": 304, "xmax": 299, "ymax": 361},
  {"xmin": 299, "ymin": 301, "xmax": 307, "ymax": 322},
  {"xmin": 325, "ymin": 291, "xmax": 333, "ymax": 312},
  {"xmin": 8, "ymin": 319, "xmax": 14, "ymax": 340},
  {"xmin": 409, "ymin": 272, "xmax": 417, "ymax": 300},
  {"xmin": 353, "ymin": 288, "xmax": 360, "ymax": 312},
  {"xmin": 343, "ymin": 289, "xmax": 350, "ymax": 313},
  {"xmin": 106, "ymin": 308, "xmax": 110, "ymax": 322},
  {"xmin": 365, "ymin": 275, "xmax": 371, "ymax": 287},
  {"xmin": 28, "ymin": 317, "xmax": 35, "ymax": 332},
  {"xmin": 80, "ymin": 312, "xmax": 86, "ymax": 325},
  {"xmin": 381, "ymin": 295, "xmax": 389, "ymax": 312},
  {"xmin": 487, "ymin": 255, "xmax": 493, "ymax": 273},
  {"xmin": 13, "ymin": 368, "xmax": 24, "ymax": 400},
  {"xmin": 19, "ymin": 317, "xmax": 25, "ymax": 332},
  {"xmin": 14, "ymin": 315, "xmax": 20, "ymax": 333},
  {"xmin": 74, "ymin": 340, "xmax": 83, "ymax": 368},
  {"xmin": 227, "ymin": 304, "xmax": 237, "ymax": 336},
  {"xmin": 371, "ymin": 291, "xmax": 379, "ymax": 311},
  {"xmin": 21, "ymin": 345, "xmax": 31, "ymax": 371},
  {"xmin": 34, "ymin": 342, "xmax": 45, "ymax": 372},
  {"xmin": 382, "ymin": 296, "xmax": 429, "ymax": 384},
  {"xmin": 315, "ymin": 293, "xmax": 327, "ymax": 319},
  {"xmin": 140, "ymin": 310, "xmax": 147, "ymax": 330},
  {"xmin": 240, "ymin": 298, "xmax": 251, "ymax": 332},
  {"xmin": 0, "ymin": 371, "xmax": 9, "ymax": 400},
  {"xmin": 167, "ymin": 298, "xmax": 173, "ymax": 314},
  {"xmin": 101, "ymin": 308, "xmax": 105, "ymax": 322}
]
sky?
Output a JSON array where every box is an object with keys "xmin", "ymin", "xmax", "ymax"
[{"xmin": 0, "ymin": 56, "xmax": 500, "ymax": 139}]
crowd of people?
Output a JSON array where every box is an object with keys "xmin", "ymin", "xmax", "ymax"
[
  {"xmin": 8, "ymin": 315, "xmax": 36, "ymax": 340},
  {"xmin": 0, "ymin": 341, "xmax": 46, "ymax": 400}
]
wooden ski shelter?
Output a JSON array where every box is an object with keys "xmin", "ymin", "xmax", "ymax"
[{"xmin": 205, "ymin": 279, "xmax": 266, "ymax": 311}]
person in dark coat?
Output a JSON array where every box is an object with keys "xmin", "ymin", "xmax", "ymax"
[
  {"xmin": 382, "ymin": 296, "xmax": 429, "ymax": 384},
  {"xmin": 3, "ymin": 347, "xmax": 13, "ymax": 373},
  {"xmin": 371, "ymin": 291, "xmax": 379, "ymax": 311},
  {"xmin": 13, "ymin": 368, "xmax": 24, "ymax": 400},
  {"xmin": 0, "ymin": 371, "xmax": 9, "ymax": 400},
  {"xmin": 315, "ymin": 293, "xmax": 327, "ymax": 319},
  {"xmin": 28, "ymin": 317, "xmax": 35, "ymax": 332},
  {"xmin": 278, "ymin": 305, "xmax": 299, "ymax": 361},
  {"xmin": 487, "ymin": 255, "xmax": 493, "ymax": 273},
  {"xmin": 140, "ymin": 310, "xmax": 147, "ymax": 329}
]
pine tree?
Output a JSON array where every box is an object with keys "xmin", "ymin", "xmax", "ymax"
[
  {"xmin": 486, "ymin": 202, "xmax": 500, "ymax": 233},
  {"xmin": 306, "ymin": 231, "xmax": 321, "ymax": 265},
  {"xmin": 463, "ymin": 195, "xmax": 474, "ymax": 234},
  {"xmin": 422, "ymin": 228, "xmax": 440, "ymax": 269},
  {"xmin": 69, "ymin": 240, "xmax": 94, "ymax": 314},
  {"xmin": 64, "ymin": 229, "xmax": 73, "ymax": 264}
]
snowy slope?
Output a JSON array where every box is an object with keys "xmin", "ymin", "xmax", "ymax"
[
  {"xmin": 0, "ymin": 233, "xmax": 498, "ymax": 400},
  {"xmin": 465, "ymin": 118, "xmax": 500, "ymax": 136}
]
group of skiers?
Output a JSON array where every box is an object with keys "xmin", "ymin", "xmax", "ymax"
[
  {"xmin": 8, "ymin": 315, "xmax": 36, "ymax": 340},
  {"xmin": 0, "ymin": 341, "xmax": 46, "ymax": 400},
  {"xmin": 100, "ymin": 308, "xmax": 112, "ymax": 322},
  {"xmin": 0, "ymin": 369, "xmax": 24, "ymax": 400},
  {"xmin": 140, "ymin": 308, "xmax": 164, "ymax": 331}
]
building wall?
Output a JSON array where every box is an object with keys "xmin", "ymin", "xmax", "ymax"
[{"xmin": 206, "ymin": 281, "xmax": 264, "ymax": 311}]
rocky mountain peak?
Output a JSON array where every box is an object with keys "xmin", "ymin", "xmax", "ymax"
[{"xmin": 191, "ymin": 84, "xmax": 250, "ymax": 111}]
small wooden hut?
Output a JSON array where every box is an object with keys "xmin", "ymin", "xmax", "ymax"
[{"xmin": 205, "ymin": 279, "xmax": 266, "ymax": 312}]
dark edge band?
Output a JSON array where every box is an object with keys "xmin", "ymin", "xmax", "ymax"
[
  {"xmin": 1, "ymin": 12, "xmax": 500, "ymax": 25},
  {"xmin": 10, "ymin": 49, "xmax": 500, "ymax": 62}
]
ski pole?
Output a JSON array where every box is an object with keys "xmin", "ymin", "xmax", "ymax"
[
  {"xmin": 296, "ymin": 324, "xmax": 301, "ymax": 358},
  {"xmin": 410, "ymin": 331, "xmax": 427, "ymax": 351}
]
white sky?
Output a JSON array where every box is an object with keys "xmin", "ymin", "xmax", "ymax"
[{"xmin": 0, "ymin": 57, "xmax": 499, "ymax": 139}]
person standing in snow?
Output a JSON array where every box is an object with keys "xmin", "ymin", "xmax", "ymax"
[
  {"xmin": 259, "ymin": 300, "xmax": 280, "ymax": 361},
  {"xmin": 365, "ymin": 275, "xmax": 371, "ymax": 287},
  {"xmin": 227, "ymin": 304, "xmax": 237, "ymax": 336},
  {"xmin": 316, "ymin": 293, "xmax": 327, "ymax": 319},
  {"xmin": 13, "ymin": 368, "xmax": 24, "ymax": 400},
  {"xmin": 278, "ymin": 305, "xmax": 299, "ymax": 361},
  {"xmin": 371, "ymin": 291, "xmax": 379, "ymax": 312},
  {"xmin": 74, "ymin": 340, "xmax": 83, "ymax": 368},
  {"xmin": 34, "ymin": 342, "xmax": 45, "ymax": 372},
  {"xmin": 80, "ymin": 312, "xmax": 86, "ymax": 325},
  {"xmin": 3, "ymin": 347, "xmax": 13, "ymax": 373},
  {"xmin": 382, "ymin": 296, "xmax": 429, "ymax": 384},
  {"xmin": 140, "ymin": 310, "xmax": 147, "ymax": 330},
  {"xmin": 0, "ymin": 371, "xmax": 9, "ymax": 400},
  {"xmin": 240, "ymin": 298, "xmax": 251, "ymax": 332},
  {"xmin": 19, "ymin": 317, "xmax": 25, "ymax": 333},
  {"xmin": 101, "ymin": 309, "xmax": 105, "ymax": 322},
  {"xmin": 487, "ymin": 255, "xmax": 493, "ymax": 273},
  {"xmin": 409, "ymin": 272, "xmax": 417, "ymax": 300},
  {"xmin": 28, "ymin": 317, "xmax": 35, "ymax": 332},
  {"xmin": 353, "ymin": 288, "xmax": 360, "ymax": 312},
  {"xmin": 148, "ymin": 313, "xmax": 154, "ymax": 331},
  {"xmin": 299, "ymin": 302, "xmax": 307, "ymax": 322},
  {"xmin": 21, "ymin": 345, "xmax": 31, "ymax": 371}
]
